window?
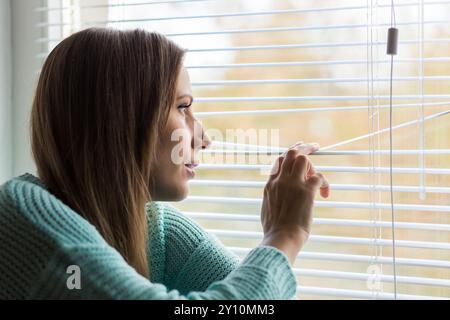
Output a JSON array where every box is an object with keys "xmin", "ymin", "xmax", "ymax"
[{"xmin": 36, "ymin": 0, "xmax": 450, "ymax": 299}]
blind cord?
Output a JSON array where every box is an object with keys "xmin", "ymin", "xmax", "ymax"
[
  {"xmin": 387, "ymin": 0, "xmax": 398, "ymax": 300},
  {"xmin": 211, "ymin": 108, "xmax": 450, "ymax": 153}
]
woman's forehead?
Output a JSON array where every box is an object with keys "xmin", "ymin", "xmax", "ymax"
[{"xmin": 177, "ymin": 67, "xmax": 192, "ymax": 96}]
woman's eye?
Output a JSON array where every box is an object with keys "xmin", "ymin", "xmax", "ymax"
[{"xmin": 178, "ymin": 104, "xmax": 192, "ymax": 112}]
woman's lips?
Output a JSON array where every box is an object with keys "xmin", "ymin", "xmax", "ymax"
[{"xmin": 184, "ymin": 163, "xmax": 198, "ymax": 178}]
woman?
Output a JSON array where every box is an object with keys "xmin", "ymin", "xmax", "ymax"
[{"xmin": 0, "ymin": 28, "xmax": 329, "ymax": 299}]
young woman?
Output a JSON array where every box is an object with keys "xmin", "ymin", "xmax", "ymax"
[{"xmin": 0, "ymin": 28, "xmax": 329, "ymax": 299}]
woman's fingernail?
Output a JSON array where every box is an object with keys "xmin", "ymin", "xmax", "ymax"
[{"xmin": 292, "ymin": 141, "xmax": 304, "ymax": 148}]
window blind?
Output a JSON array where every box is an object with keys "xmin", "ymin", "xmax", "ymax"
[{"xmin": 36, "ymin": 0, "xmax": 450, "ymax": 299}]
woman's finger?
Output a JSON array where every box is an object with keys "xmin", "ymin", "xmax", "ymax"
[
  {"xmin": 280, "ymin": 149, "xmax": 299, "ymax": 178},
  {"xmin": 278, "ymin": 141, "xmax": 308, "ymax": 177},
  {"xmin": 293, "ymin": 142, "xmax": 320, "ymax": 155},
  {"xmin": 269, "ymin": 156, "xmax": 284, "ymax": 178},
  {"xmin": 305, "ymin": 173, "xmax": 326, "ymax": 193},
  {"xmin": 306, "ymin": 170, "xmax": 330, "ymax": 198},
  {"xmin": 305, "ymin": 161, "xmax": 317, "ymax": 179},
  {"xmin": 316, "ymin": 172, "xmax": 330, "ymax": 198},
  {"xmin": 280, "ymin": 141, "xmax": 303, "ymax": 158},
  {"xmin": 275, "ymin": 141, "xmax": 320, "ymax": 180},
  {"xmin": 281, "ymin": 141, "xmax": 318, "ymax": 157},
  {"xmin": 294, "ymin": 157, "xmax": 330, "ymax": 198},
  {"xmin": 291, "ymin": 154, "xmax": 309, "ymax": 182}
]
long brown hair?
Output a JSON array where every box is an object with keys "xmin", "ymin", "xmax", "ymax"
[{"xmin": 30, "ymin": 28, "xmax": 186, "ymax": 277}]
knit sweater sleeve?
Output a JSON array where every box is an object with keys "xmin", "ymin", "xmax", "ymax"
[
  {"xmin": 146, "ymin": 202, "xmax": 241, "ymax": 294},
  {"xmin": 30, "ymin": 244, "xmax": 297, "ymax": 299},
  {"xmin": 1, "ymin": 176, "xmax": 298, "ymax": 300}
]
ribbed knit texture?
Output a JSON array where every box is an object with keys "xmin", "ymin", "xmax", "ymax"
[{"xmin": 0, "ymin": 173, "xmax": 297, "ymax": 300}]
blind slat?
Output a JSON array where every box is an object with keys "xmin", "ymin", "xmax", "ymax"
[
  {"xmin": 292, "ymin": 268, "xmax": 450, "ymax": 287},
  {"xmin": 185, "ymin": 196, "xmax": 450, "ymax": 212},
  {"xmin": 35, "ymin": 19, "xmax": 450, "ymax": 41},
  {"xmin": 186, "ymin": 57, "xmax": 450, "ymax": 68},
  {"xmin": 228, "ymin": 247, "xmax": 450, "ymax": 268},
  {"xmin": 193, "ymin": 95, "xmax": 450, "ymax": 102},
  {"xmin": 36, "ymin": 39, "xmax": 450, "ymax": 55},
  {"xmin": 202, "ymin": 149, "xmax": 450, "ymax": 155},
  {"xmin": 296, "ymin": 286, "xmax": 447, "ymax": 300},
  {"xmin": 208, "ymin": 229, "xmax": 450, "ymax": 250},
  {"xmin": 197, "ymin": 164, "xmax": 450, "ymax": 175},
  {"xmin": 35, "ymin": 0, "xmax": 450, "ymax": 12},
  {"xmin": 35, "ymin": 0, "xmax": 214, "ymax": 12},
  {"xmin": 192, "ymin": 76, "xmax": 450, "ymax": 86},
  {"xmin": 197, "ymin": 101, "xmax": 450, "ymax": 117},
  {"xmin": 190, "ymin": 180, "xmax": 450, "ymax": 194},
  {"xmin": 185, "ymin": 212, "xmax": 450, "ymax": 231}
]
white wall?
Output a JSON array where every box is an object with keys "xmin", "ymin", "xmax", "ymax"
[
  {"xmin": 11, "ymin": 0, "xmax": 43, "ymax": 179},
  {"xmin": 4, "ymin": 0, "xmax": 108, "ymax": 183},
  {"xmin": 0, "ymin": 0, "xmax": 12, "ymax": 184}
]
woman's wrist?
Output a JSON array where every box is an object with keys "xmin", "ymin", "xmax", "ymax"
[{"xmin": 260, "ymin": 229, "xmax": 309, "ymax": 265}]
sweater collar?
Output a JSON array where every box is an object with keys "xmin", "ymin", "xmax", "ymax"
[{"xmin": 17, "ymin": 173, "xmax": 48, "ymax": 190}]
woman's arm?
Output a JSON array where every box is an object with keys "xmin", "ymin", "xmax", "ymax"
[
  {"xmin": 29, "ymin": 243, "xmax": 297, "ymax": 300},
  {"xmin": 146, "ymin": 202, "xmax": 241, "ymax": 294},
  {"xmin": 2, "ymin": 174, "xmax": 297, "ymax": 300}
]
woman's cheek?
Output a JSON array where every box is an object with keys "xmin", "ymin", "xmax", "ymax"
[
  {"xmin": 171, "ymin": 117, "xmax": 191, "ymax": 164},
  {"xmin": 165, "ymin": 109, "xmax": 193, "ymax": 163}
]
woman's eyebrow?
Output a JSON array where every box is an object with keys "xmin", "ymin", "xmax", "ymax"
[{"xmin": 177, "ymin": 94, "xmax": 194, "ymax": 104}]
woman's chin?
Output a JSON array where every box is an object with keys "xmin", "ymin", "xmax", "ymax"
[
  {"xmin": 150, "ymin": 177, "xmax": 190, "ymax": 201},
  {"xmin": 172, "ymin": 192, "xmax": 188, "ymax": 202},
  {"xmin": 166, "ymin": 184, "xmax": 190, "ymax": 202}
]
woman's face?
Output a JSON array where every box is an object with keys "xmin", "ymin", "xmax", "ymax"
[{"xmin": 151, "ymin": 67, "xmax": 211, "ymax": 201}]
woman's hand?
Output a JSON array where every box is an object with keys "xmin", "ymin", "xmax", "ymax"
[{"xmin": 259, "ymin": 142, "xmax": 330, "ymax": 265}]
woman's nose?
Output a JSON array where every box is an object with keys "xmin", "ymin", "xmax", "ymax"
[
  {"xmin": 191, "ymin": 119, "xmax": 211, "ymax": 151},
  {"xmin": 202, "ymin": 130, "xmax": 212, "ymax": 150}
]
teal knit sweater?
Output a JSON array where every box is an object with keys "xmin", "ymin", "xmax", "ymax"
[{"xmin": 0, "ymin": 173, "xmax": 297, "ymax": 299}]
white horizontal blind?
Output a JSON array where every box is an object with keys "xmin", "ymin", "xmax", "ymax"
[{"xmin": 36, "ymin": 0, "xmax": 450, "ymax": 299}]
